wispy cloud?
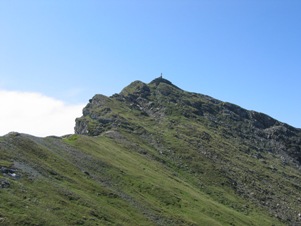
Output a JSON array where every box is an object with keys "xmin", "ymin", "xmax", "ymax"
[{"xmin": 0, "ymin": 90, "xmax": 85, "ymax": 137}]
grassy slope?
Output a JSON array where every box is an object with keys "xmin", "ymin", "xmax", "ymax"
[{"xmin": 0, "ymin": 133, "xmax": 282, "ymax": 225}]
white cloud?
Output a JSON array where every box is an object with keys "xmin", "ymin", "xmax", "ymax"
[{"xmin": 0, "ymin": 90, "xmax": 85, "ymax": 137}]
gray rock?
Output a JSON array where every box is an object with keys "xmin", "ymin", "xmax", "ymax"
[{"xmin": 0, "ymin": 179, "xmax": 10, "ymax": 188}]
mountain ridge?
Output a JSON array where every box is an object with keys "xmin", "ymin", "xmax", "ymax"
[
  {"xmin": 1, "ymin": 77, "xmax": 301, "ymax": 225},
  {"xmin": 75, "ymin": 77, "xmax": 301, "ymax": 165}
]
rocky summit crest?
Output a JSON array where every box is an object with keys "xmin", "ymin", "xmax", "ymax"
[
  {"xmin": 149, "ymin": 76, "xmax": 180, "ymax": 89},
  {"xmin": 75, "ymin": 77, "xmax": 301, "ymax": 157},
  {"xmin": 75, "ymin": 78, "xmax": 301, "ymax": 165}
]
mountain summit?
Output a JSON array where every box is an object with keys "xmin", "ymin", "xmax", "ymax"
[
  {"xmin": 1, "ymin": 78, "xmax": 301, "ymax": 225},
  {"xmin": 149, "ymin": 76, "xmax": 180, "ymax": 88},
  {"xmin": 75, "ymin": 77, "xmax": 301, "ymax": 165}
]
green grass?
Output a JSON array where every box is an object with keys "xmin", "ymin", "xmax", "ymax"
[
  {"xmin": 0, "ymin": 133, "xmax": 284, "ymax": 225},
  {"xmin": 64, "ymin": 134, "xmax": 283, "ymax": 226}
]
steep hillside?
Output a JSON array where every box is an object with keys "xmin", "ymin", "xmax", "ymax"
[{"xmin": 1, "ymin": 77, "xmax": 301, "ymax": 225}]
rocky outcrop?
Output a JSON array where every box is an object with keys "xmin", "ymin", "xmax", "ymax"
[{"xmin": 0, "ymin": 179, "xmax": 10, "ymax": 189}]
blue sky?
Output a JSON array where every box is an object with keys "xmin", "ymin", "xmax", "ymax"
[{"xmin": 0, "ymin": 0, "xmax": 300, "ymax": 136}]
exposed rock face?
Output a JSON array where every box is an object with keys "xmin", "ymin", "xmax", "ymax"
[
  {"xmin": 75, "ymin": 94, "xmax": 114, "ymax": 135},
  {"xmin": 0, "ymin": 179, "xmax": 10, "ymax": 189}
]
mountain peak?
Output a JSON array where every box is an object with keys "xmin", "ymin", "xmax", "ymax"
[
  {"xmin": 2, "ymin": 77, "xmax": 301, "ymax": 225},
  {"xmin": 150, "ymin": 76, "xmax": 172, "ymax": 85},
  {"xmin": 149, "ymin": 76, "xmax": 180, "ymax": 89}
]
